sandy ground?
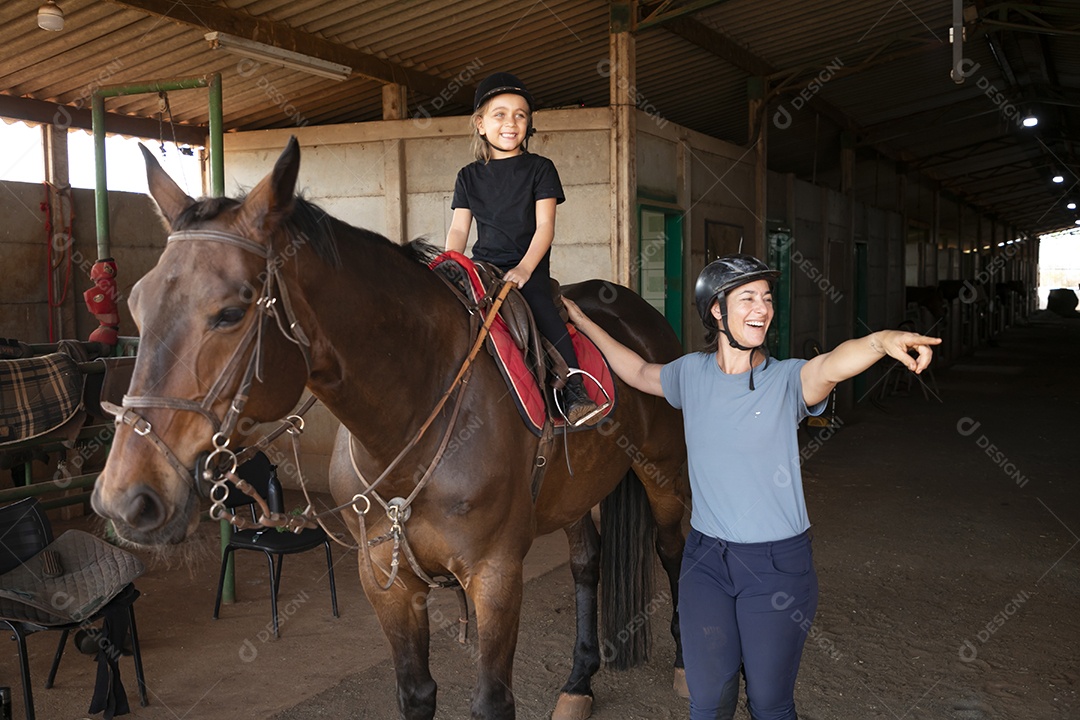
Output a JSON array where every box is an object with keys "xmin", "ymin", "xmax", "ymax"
[{"xmin": 4, "ymin": 314, "xmax": 1078, "ymax": 719}]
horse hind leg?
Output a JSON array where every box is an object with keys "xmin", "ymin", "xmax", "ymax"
[
  {"xmin": 636, "ymin": 461, "xmax": 690, "ymax": 698},
  {"xmin": 551, "ymin": 513, "xmax": 601, "ymax": 720}
]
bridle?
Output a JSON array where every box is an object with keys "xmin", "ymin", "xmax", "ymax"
[{"xmin": 102, "ymin": 228, "xmax": 313, "ymax": 500}]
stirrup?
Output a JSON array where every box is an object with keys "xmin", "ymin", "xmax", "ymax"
[{"xmin": 556, "ymin": 369, "xmax": 611, "ymax": 427}]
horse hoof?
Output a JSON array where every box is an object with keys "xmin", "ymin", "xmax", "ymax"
[
  {"xmin": 673, "ymin": 667, "xmax": 690, "ymax": 699},
  {"xmin": 552, "ymin": 692, "xmax": 593, "ymax": 720}
]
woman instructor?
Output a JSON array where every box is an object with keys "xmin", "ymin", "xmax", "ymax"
[{"xmin": 563, "ymin": 254, "xmax": 940, "ymax": 720}]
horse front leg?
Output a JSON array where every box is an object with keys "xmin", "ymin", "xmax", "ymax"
[
  {"xmin": 467, "ymin": 558, "xmax": 524, "ymax": 719},
  {"xmin": 552, "ymin": 513, "xmax": 601, "ymax": 720},
  {"xmin": 359, "ymin": 555, "xmax": 438, "ymax": 720}
]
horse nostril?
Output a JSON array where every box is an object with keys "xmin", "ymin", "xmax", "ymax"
[{"xmin": 122, "ymin": 485, "xmax": 167, "ymax": 531}]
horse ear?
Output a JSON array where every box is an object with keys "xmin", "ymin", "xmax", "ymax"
[
  {"xmin": 140, "ymin": 143, "xmax": 194, "ymax": 227},
  {"xmin": 243, "ymin": 136, "xmax": 300, "ymax": 228}
]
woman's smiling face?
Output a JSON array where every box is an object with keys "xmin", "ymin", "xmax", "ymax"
[{"xmin": 715, "ymin": 279, "xmax": 774, "ymax": 346}]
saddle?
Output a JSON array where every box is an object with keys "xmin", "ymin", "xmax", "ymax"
[
  {"xmin": 430, "ymin": 252, "xmax": 615, "ymax": 436},
  {"xmin": 0, "ymin": 342, "xmax": 135, "ymax": 466}
]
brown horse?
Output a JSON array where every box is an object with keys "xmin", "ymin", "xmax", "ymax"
[{"xmin": 92, "ymin": 138, "xmax": 689, "ymax": 719}]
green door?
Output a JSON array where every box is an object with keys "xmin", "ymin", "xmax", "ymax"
[
  {"xmin": 767, "ymin": 228, "xmax": 792, "ymax": 359},
  {"xmin": 639, "ymin": 207, "xmax": 684, "ymax": 342}
]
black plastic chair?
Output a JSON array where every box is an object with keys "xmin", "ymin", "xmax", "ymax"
[
  {"xmin": 0, "ymin": 497, "xmax": 147, "ymax": 720},
  {"xmin": 213, "ymin": 451, "xmax": 338, "ymax": 637}
]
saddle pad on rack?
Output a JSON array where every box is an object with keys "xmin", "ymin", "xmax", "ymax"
[
  {"xmin": 430, "ymin": 251, "xmax": 616, "ymax": 435},
  {"xmin": 0, "ymin": 352, "xmax": 86, "ymax": 446},
  {"xmin": 0, "ymin": 530, "xmax": 145, "ymax": 626}
]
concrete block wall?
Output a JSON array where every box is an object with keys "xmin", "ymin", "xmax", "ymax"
[{"xmin": 1, "ymin": 180, "xmax": 167, "ymax": 343}]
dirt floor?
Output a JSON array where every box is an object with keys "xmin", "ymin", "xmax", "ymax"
[{"xmin": 4, "ymin": 313, "xmax": 1078, "ymax": 720}]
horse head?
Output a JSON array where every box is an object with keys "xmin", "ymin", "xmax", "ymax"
[{"xmin": 93, "ymin": 138, "xmax": 312, "ymax": 545}]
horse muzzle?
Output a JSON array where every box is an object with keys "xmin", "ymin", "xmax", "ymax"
[{"xmin": 91, "ymin": 476, "xmax": 199, "ymax": 546}]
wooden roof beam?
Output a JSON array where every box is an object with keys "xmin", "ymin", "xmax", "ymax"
[
  {"xmin": 106, "ymin": 0, "xmax": 474, "ymax": 108},
  {"xmin": 0, "ymin": 93, "xmax": 206, "ymax": 146}
]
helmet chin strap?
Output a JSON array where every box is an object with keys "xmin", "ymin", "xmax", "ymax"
[{"xmin": 718, "ymin": 301, "xmax": 765, "ymax": 391}]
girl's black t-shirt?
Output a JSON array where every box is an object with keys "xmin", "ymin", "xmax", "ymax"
[{"xmin": 451, "ymin": 152, "xmax": 565, "ymax": 267}]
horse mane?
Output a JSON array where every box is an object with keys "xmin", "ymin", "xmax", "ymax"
[{"xmin": 171, "ymin": 194, "xmax": 440, "ymax": 271}]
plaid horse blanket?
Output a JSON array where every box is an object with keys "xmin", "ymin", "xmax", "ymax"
[{"xmin": 0, "ymin": 352, "xmax": 86, "ymax": 446}]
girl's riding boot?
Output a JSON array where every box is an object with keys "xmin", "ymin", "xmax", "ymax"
[{"xmin": 563, "ymin": 373, "xmax": 607, "ymax": 427}]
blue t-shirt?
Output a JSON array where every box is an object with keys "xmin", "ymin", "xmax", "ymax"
[
  {"xmin": 451, "ymin": 152, "xmax": 565, "ymax": 267},
  {"xmin": 660, "ymin": 353, "xmax": 826, "ymax": 543}
]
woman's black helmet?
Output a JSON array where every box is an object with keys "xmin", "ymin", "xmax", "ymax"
[
  {"xmin": 694, "ymin": 254, "xmax": 780, "ymax": 330},
  {"xmin": 694, "ymin": 254, "xmax": 780, "ymax": 390},
  {"xmin": 473, "ymin": 72, "xmax": 534, "ymax": 112}
]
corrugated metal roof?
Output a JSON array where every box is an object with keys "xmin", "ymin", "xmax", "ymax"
[{"xmin": 0, "ymin": 0, "xmax": 1077, "ymax": 235}]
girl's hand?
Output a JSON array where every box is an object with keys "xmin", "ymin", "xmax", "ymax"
[
  {"xmin": 875, "ymin": 331, "xmax": 942, "ymax": 374},
  {"xmin": 504, "ymin": 265, "xmax": 532, "ymax": 288}
]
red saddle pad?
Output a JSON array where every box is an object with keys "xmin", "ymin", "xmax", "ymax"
[{"xmin": 429, "ymin": 252, "xmax": 615, "ymax": 435}]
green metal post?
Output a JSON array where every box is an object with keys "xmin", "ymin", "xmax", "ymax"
[
  {"xmin": 208, "ymin": 73, "xmax": 224, "ymax": 196},
  {"xmin": 91, "ymin": 75, "xmax": 220, "ymax": 261},
  {"xmin": 92, "ymin": 94, "xmax": 110, "ymax": 261},
  {"xmin": 220, "ymin": 519, "xmax": 236, "ymax": 604}
]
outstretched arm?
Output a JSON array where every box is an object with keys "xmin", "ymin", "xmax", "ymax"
[
  {"xmin": 563, "ymin": 298, "xmax": 666, "ymax": 397},
  {"xmin": 801, "ymin": 330, "xmax": 941, "ymax": 406}
]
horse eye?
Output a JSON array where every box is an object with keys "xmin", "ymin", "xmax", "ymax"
[{"xmin": 213, "ymin": 306, "xmax": 246, "ymax": 328}]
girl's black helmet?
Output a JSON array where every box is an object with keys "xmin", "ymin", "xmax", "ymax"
[
  {"xmin": 473, "ymin": 72, "xmax": 534, "ymax": 112},
  {"xmin": 694, "ymin": 254, "xmax": 780, "ymax": 329}
]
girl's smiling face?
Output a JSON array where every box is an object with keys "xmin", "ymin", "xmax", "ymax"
[{"xmin": 476, "ymin": 93, "xmax": 530, "ymax": 158}]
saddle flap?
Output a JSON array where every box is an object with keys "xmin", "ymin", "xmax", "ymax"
[{"xmin": 473, "ymin": 262, "xmax": 533, "ymax": 353}]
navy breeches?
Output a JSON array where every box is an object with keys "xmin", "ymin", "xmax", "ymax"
[{"xmin": 679, "ymin": 528, "xmax": 818, "ymax": 720}]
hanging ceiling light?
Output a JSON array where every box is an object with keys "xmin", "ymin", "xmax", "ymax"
[
  {"xmin": 1022, "ymin": 110, "xmax": 1038, "ymax": 128},
  {"xmin": 205, "ymin": 32, "xmax": 351, "ymax": 81},
  {"xmin": 1068, "ymin": 202, "xmax": 1077, "ymax": 210},
  {"xmin": 1052, "ymin": 173, "xmax": 1065, "ymax": 184},
  {"xmin": 37, "ymin": 0, "xmax": 63, "ymax": 31}
]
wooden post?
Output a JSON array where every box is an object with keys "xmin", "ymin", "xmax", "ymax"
[
  {"xmin": 382, "ymin": 84, "xmax": 408, "ymax": 243},
  {"xmin": 384, "ymin": 139, "xmax": 407, "ymax": 244},
  {"xmin": 609, "ymin": 8, "xmax": 637, "ymax": 287},
  {"xmin": 43, "ymin": 124, "xmax": 76, "ymax": 341},
  {"xmin": 382, "ymin": 83, "xmax": 408, "ymax": 121},
  {"xmin": 895, "ymin": 168, "xmax": 908, "ymax": 326}
]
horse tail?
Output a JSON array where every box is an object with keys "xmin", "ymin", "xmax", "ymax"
[{"xmin": 599, "ymin": 469, "xmax": 657, "ymax": 670}]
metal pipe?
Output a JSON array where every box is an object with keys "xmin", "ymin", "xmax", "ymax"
[
  {"xmin": 92, "ymin": 93, "xmax": 110, "ymax": 260},
  {"xmin": 209, "ymin": 73, "xmax": 224, "ymax": 197},
  {"xmin": 0, "ymin": 474, "xmax": 97, "ymax": 503},
  {"xmin": 950, "ymin": 0, "xmax": 964, "ymax": 84},
  {"xmin": 40, "ymin": 492, "xmax": 93, "ymax": 511},
  {"xmin": 90, "ymin": 75, "xmax": 220, "ymax": 260}
]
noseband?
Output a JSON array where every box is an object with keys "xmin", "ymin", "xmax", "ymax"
[{"xmin": 102, "ymin": 229, "xmax": 312, "ymax": 498}]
